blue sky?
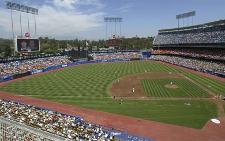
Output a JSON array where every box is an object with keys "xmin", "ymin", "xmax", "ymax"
[{"xmin": 0, "ymin": 0, "xmax": 225, "ymax": 40}]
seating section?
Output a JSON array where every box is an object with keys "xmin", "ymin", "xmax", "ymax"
[
  {"xmin": 154, "ymin": 20, "xmax": 225, "ymax": 45},
  {"xmin": 0, "ymin": 99, "xmax": 114, "ymax": 140},
  {"xmin": 92, "ymin": 52, "xmax": 142, "ymax": 61},
  {"xmin": 152, "ymin": 20, "xmax": 225, "ymax": 78},
  {"xmin": 150, "ymin": 55, "xmax": 225, "ymax": 76},
  {"xmin": 0, "ymin": 99, "xmax": 154, "ymax": 141},
  {"xmin": 0, "ymin": 56, "xmax": 72, "ymax": 78},
  {"xmin": 152, "ymin": 49, "xmax": 225, "ymax": 61}
]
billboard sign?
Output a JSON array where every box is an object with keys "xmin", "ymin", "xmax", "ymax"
[{"xmin": 15, "ymin": 38, "xmax": 40, "ymax": 52}]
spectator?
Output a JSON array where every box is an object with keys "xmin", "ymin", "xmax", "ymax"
[
  {"xmin": 0, "ymin": 56, "xmax": 72, "ymax": 78},
  {"xmin": 150, "ymin": 55, "xmax": 225, "ymax": 75},
  {"xmin": 0, "ymin": 99, "xmax": 114, "ymax": 140}
]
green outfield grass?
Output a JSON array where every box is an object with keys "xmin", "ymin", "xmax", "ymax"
[
  {"xmin": 53, "ymin": 98, "xmax": 217, "ymax": 129},
  {"xmin": 0, "ymin": 61, "xmax": 222, "ymax": 128},
  {"xmin": 142, "ymin": 78, "xmax": 209, "ymax": 97},
  {"xmin": 185, "ymin": 73, "xmax": 225, "ymax": 95}
]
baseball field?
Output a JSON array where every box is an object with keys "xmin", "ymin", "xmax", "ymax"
[{"xmin": 0, "ymin": 61, "xmax": 224, "ymax": 129}]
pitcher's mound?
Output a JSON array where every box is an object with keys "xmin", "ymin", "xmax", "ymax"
[{"xmin": 164, "ymin": 84, "xmax": 179, "ymax": 89}]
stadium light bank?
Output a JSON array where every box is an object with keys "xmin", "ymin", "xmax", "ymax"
[
  {"xmin": 5, "ymin": 1, "xmax": 40, "ymax": 54},
  {"xmin": 5, "ymin": 1, "xmax": 38, "ymax": 39},
  {"xmin": 176, "ymin": 11, "xmax": 196, "ymax": 28}
]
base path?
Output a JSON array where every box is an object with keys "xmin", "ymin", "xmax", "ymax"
[
  {"xmin": 157, "ymin": 61, "xmax": 225, "ymax": 118},
  {"xmin": 0, "ymin": 92, "xmax": 225, "ymax": 141},
  {"xmin": 0, "ymin": 61, "xmax": 225, "ymax": 141},
  {"xmin": 156, "ymin": 61, "xmax": 225, "ymax": 82},
  {"xmin": 109, "ymin": 72, "xmax": 183, "ymax": 98}
]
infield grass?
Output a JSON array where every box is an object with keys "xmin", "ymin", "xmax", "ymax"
[
  {"xmin": 185, "ymin": 73, "xmax": 225, "ymax": 96},
  {"xmin": 142, "ymin": 78, "xmax": 209, "ymax": 97},
  {"xmin": 0, "ymin": 61, "xmax": 221, "ymax": 129},
  {"xmin": 53, "ymin": 98, "xmax": 217, "ymax": 129}
]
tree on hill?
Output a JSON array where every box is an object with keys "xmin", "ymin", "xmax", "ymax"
[
  {"xmin": 0, "ymin": 38, "xmax": 13, "ymax": 58},
  {"xmin": 0, "ymin": 36, "xmax": 154, "ymax": 57}
]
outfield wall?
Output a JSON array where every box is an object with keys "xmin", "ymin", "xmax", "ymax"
[
  {"xmin": 0, "ymin": 59, "xmax": 133, "ymax": 83},
  {"xmin": 1, "ymin": 56, "xmax": 224, "ymax": 84}
]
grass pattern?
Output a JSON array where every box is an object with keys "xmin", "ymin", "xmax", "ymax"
[
  {"xmin": 142, "ymin": 78, "xmax": 209, "ymax": 98},
  {"xmin": 0, "ymin": 61, "xmax": 220, "ymax": 128}
]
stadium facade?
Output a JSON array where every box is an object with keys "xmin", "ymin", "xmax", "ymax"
[
  {"xmin": 153, "ymin": 19, "xmax": 225, "ymax": 48},
  {"xmin": 152, "ymin": 19, "xmax": 225, "ymax": 78}
]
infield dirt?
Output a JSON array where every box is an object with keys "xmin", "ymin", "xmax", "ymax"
[
  {"xmin": 0, "ymin": 91, "xmax": 224, "ymax": 141},
  {"xmin": 109, "ymin": 72, "xmax": 183, "ymax": 98},
  {"xmin": 0, "ymin": 61, "xmax": 225, "ymax": 141}
]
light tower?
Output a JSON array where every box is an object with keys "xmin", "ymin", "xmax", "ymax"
[
  {"xmin": 104, "ymin": 17, "xmax": 123, "ymax": 39},
  {"xmin": 5, "ymin": 1, "xmax": 40, "ymax": 54}
]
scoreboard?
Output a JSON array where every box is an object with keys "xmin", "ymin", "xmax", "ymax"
[{"xmin": 15, "ymin": 38, "xmax": 40, "ymax": 52}]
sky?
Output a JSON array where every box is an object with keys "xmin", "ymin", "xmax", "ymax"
[{"xmin": 0, "ymin": 0, "xmax": 225, "ymax": 40}]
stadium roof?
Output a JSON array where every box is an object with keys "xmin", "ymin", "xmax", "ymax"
[{"xmin": 159, "ymin": 19, "xmax": 225, "ymax": 34}]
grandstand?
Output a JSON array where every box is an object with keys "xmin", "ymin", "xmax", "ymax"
[
  {"xmin": 1, "ymin": 0, "xmax": 225, "ymax": 140},
  {"xmin": 153, "ymin": 19, "xmax": 225, "ymax": 47},
  {"xmin": 152, "ymin": 20, "xmax": 225, "ymax": 78},
  {"xmin": 0, "ymin": 99, "xmax": 154, "ymax": 141},
  {"xmin": 0, "ymin": 117, "xmax": 65, "ymax": 141}
]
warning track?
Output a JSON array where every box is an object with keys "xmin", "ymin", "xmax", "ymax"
[{"xmin": 0, "ymin": 92, "xmax": 224, "ymax": 141}]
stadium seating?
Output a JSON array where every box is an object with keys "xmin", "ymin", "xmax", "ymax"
[
  {"xmin": 0, "ymin": 99, "xmax": 114, "ymax": 140},
  {"xmin": 0, "ymin": 56, "xmax": 72, "ymax": 78},
  {"xmin": 154, "ymin": 20, "xmax": 225, "ymax": 45},
  {"xmin": 0, "ymin": 99, "xmax": 153, "ymax": 141},
  {"xmin": 152, "ymin": 20, "xmax": 225, "ymax": 78},
  {"xmin": 152, "ymin": 49, "xmax": 225, "ymax": 61},
  {"xmin": 92, "ymin": 52, "xmax": 142, "ymax": 61},
  {"xmin": 150, "ymin": 55, "xmax": 225, "ymax": 77}
]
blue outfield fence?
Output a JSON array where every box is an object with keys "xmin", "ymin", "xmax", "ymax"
[
  {"xmin": 0, "ymin": 59, "xmax": 156, "ymax": 140},
  {"xmin": 0, "ymin": 59, "xmax": 134, "ymax": 83},
  {"xmin": 42, "ymin": 65, "xmax": 63, "ymax": 72},
  {"xmin": 0, "ymin": 75, "xmax": 13, "ymax": 83},
  {"xmin": 31, "ymin": 69, "xmax": 43, "ymax": 75},
  {"xmin": 29, "ymin": 59, "xmax": 156, "ymax": 141}
]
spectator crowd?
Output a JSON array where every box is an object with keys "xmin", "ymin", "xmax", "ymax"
[
  {"xmin": 154, "ymin": 21, "xmax": 225, "ymax": 45},
  {"xmin": 0, "ymin": 99, "xmax": 115, "ymax": 140},
  {"xmin": 152, "ymin": 20, "xmax": 225, "ymax": 77},
  {"xmin": 154, "ymin": 30, "xmax": 225, "ymax": 45},
  {"xmin": 151, "ymin": 55, "xmax": 225, "ymax": 75},
  {"xmin": 152, "ymin": 49, "xmax": 225, "ymax": 61},
  {"xmin": 92, "ymin": 52, "xmax": 142, "ymax": 61},
  {"xmin": 0, "ymin": 119, "xmax": 57, "ymax": 141},
  {"xmin": 0, "ymin": 56, "xmax": 72, "ymax": 78}
]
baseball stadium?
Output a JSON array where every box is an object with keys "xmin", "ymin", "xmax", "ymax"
[{"xmin": 0, "ymin": 0, "xmax": 225, "ymax": 141}]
